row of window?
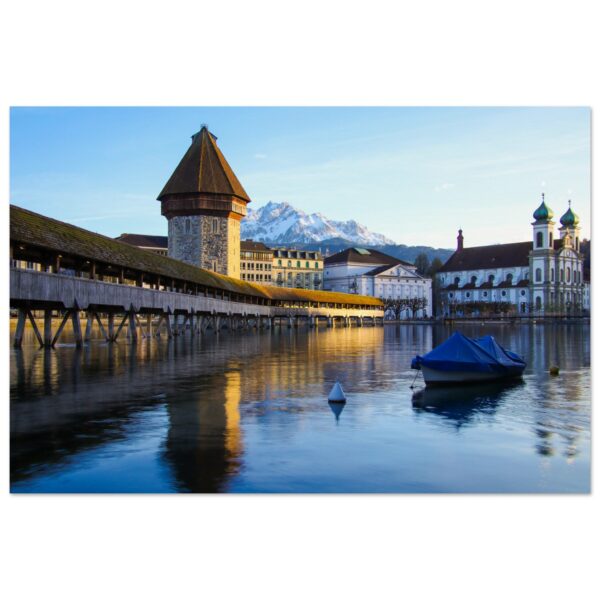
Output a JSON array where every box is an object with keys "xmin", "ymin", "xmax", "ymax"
[
  {"xmin": 449, "ymin": 289, "xmax": 528, "ymax": 299},
  {"xmin": 241, "ymin": 273, "xmax": 272, "ymax": 282},
  {"xmin": 276, "ymin": 259, "xmax": 321, "ymax": 269},
  {"xmin": 241, "ymin": 262, "xmax": 272, "ymax": 271},
  {"xmin": 534, "ymin": 266, "xmax": 582, "ymax": 283}
]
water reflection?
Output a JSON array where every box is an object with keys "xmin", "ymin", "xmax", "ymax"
[
  {"xmin": 411, "ymin": 380, "xmax": 524, "ymax": 429},
  {"xmin": 10, "ymin": 322, "xmax": 591, "ymax": 493},
  {"xmin": 328, "ymin": 401, "xmax": 345, "ymax": 423}
]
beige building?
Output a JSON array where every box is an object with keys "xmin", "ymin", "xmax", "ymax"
[
  {"xmin": 272, "ymin": 248, "xmax": 323, "ymax": 290},
  {"xmin": 240, "ymin": 240, "xmax": 273, "ymax": 284}
]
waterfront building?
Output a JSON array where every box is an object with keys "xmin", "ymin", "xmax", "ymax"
[
  {"xmin": 436, "ymin": 195, "xmax": 588, "ymax": 316},
  {"xmin": 115, "ymin": 234, "xmax": 168, "ymax": 256},
  {"xmin": 157, "ymin": 126, "xmax": 250, "ymax": 278},
  {"xmin": 323, "ymin": 247, "xmax": 432, "ymax": 318},
  {"xmin": 240, "ymin": 240, "xmax": 273, "ymax": 283},
  {"xmin": 271, "ymin": 248, "xmax": 324, "ymax": 290}
]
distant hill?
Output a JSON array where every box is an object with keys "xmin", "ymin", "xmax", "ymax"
[
  {"xmin": 241, "ymin": 202, "xmax": 453, "ymax": 265},
  {"xmin": 271, "ymin": 238, "xmax": 454, "ymax": 265}
]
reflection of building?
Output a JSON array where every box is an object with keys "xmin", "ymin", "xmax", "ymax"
[
  {"xmin": 158, "ymin": 126, "xmax": 251, "ymax": 278},
  {"xmin": 271, "ymin": 248, "xmax": 324, "ymax": 290},
  {"xmin": 323, "ymin": 247, "xmax": 432, "ymax": 318},
  {"xmin": 437, "ymin": 196, "xmax": 588, "ymax": 316},
  {"xmin": 240, "ymin": 240, "xmax": 273, "ymax": 283}
]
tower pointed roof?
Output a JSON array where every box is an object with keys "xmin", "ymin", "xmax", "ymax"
[{"xmin": 158, "ymin": 126, "xmax": 251, "ymax": 203}]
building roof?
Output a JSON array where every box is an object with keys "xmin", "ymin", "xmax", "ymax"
[
  {"xmin": 324, "ymin": 247, "xmax": 413, "ymax": 267},
  {"xmin": 157, "ymin": 126, "xmax": 251, "ymax": 203},
  {"xmin": 241, "ymin": 240, "xmax": 272, "ymax": 252},
  {"xmin": 11, "ymin": 205, "xmax": 381, "ymax": 307},
  {"xmin": 362, "ymin": 262, "xmax": 420, "ymax": 277},
  {"xmin": 116, "ymin": 233, "xmax": 168, "ymax": 249},
  {"xmin": 438, "ymin": 241, "xmax": 533, "ymax": 272}
]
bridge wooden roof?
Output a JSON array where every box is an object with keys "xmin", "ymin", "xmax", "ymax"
[
  {"xmin": 10, "ymin": 205, "xmax": 382, "ymax": 307},
  {"xmin": 157, "ymin": 127, "xmax": 251, "ymax": 203}
]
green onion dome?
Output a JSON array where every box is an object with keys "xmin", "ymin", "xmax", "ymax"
[
  {"xmin": 560, "ymin": 205, "xmax": 580, "ymax": 228},
  {"xmin": 533, "ymin": 195, "xmax": 554, "ymax": 221}
]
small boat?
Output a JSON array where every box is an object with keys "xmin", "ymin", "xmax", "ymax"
[{"xmin": 411, "ymin": 332, "xmax": 526, "ymax": 386}]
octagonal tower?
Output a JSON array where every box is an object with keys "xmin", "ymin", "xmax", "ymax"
[{"xmin": 158, "ymin": 126, "xmax": 250, "ymax": 278}]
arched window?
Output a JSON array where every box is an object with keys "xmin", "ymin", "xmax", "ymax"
[
  {"xmin": 296, "ymin": 261, "xmax": 301, "ymax": 268},
  {"xmin": 560, "ymin": 269, "xmax": 564, "ymax": 282},
  {"xmin": 551, "ymin": 268, "xmax": 554, "ymax": 282},
  {"xmin": 488, "ymin": 274, "xmax": 495, "ymax": 284},
  {"xmin": 471, "ymin": 275, "xmax": 477, "ymax": 285},
  {"xmin": 536, "ymin": 231, "xmax": 543, "ymax": 248},
  {"xmin": 287, "ymin": 260, "xmax": 292, "ymax": 268},
  {"xmin": 506, "ymin": 273, "xmax": 513, "ymax": 284},
  {"xmin": 278, "ymin": 259, "xmax": 282, "ymax": 266},
  {"xmin": 566, "ymin": 267, "xmax": 571, "ymax": 282},
  {"xmin": 535, "ymin": 268, "xmax": 542, "ymax": 282},
  {"xmin": 535, "ymin": 296, "xmax": 542, "ymax": 310},
  {"xmin": 454, "ymin": 276, "xmax": 460, "ymax": 285}
]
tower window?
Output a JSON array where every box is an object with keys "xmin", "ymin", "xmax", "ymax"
[
  {"xmin": 560, "ymin": 269, "xmax": 564, "ymax": 282},
  {"xmin": 536, "ymin": 231, "xmax": 543, "ymax": 248},
  {"xmin": 212, "ymin": 218, "xmax": 218, "ymax": 234},
  {"xmin": 566, "ymin": 267, "xmax": 571, "ymax": 283},
  {"xmin": 549, "ymin": 232, "xmax": 553, "ymax": 246},
  {"xmin": 551, "ymin": 268, "xmax": 554, "ymax": 282},
  {"xmin": 185, "ymin": 219, "xmax": 191, "ymax": 234},
  {"xmin": 535, "ymin": 268, "xmax": 542, "ymax": 282}
]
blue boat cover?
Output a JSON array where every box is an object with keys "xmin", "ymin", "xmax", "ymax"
[{"xmin": 411, "ymin": 332, "xmax": 525, "ymax": 374}]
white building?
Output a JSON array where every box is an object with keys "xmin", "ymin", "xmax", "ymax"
[
  {"xmin": 437, "ymin": 195, "xmax": 588, "ymax": 316},
  {"xmin": 324, "ymin": 247, "xmax": 432, "ymax": 318}
]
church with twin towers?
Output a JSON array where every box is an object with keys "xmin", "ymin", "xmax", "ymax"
[{"xmin": 437, "ymin": 194, "xmax": 589, "ymax": 316}]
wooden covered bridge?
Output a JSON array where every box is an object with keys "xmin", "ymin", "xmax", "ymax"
[{"xmin": 10, "ymin": 206, "xmax": 384, "ymax": 348}]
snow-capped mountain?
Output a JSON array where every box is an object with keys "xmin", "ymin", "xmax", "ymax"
[{"xmin": 241, "ymin": 201, "xmax": 396, "ymax": 246}]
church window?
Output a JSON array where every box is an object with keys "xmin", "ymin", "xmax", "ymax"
[
  {"xmin": 536, "ymin": 231, "xmax": 543, "ymax": 248},
  {"xmin": 454, "ymin": 276, "xmax": 460, "ymax": 285},
  {"xmin": 535, "ymin": 296, "xmax": 542, "ymax": 310},
  {"xmin": 560, "ymin": 269, "xmax": 564, "ymax": 282},
  {"xmin": 488, "ymin": 274, "xmax": 495, "ymax": 284},
  {"xmin": 506, "ymin": 273, "xmax": 513, "ymax": 284},
  {"xmin": 566, "ymin": 267, "xmax": 571, "ymax": 282},
  {"xmin": 212, "ymin": 218, "xmax": 218, "ymax": 233},
  {"xmin": 471, "ymin": 275, "xmax": 477, "ymax": 285},
  {"xmin": 185, "ymin": 219, "xmax": 191, "ymax": 234},
  {"xmin": 535, "ymin": 268, "xmax": 542, "ymax": 282},
  {"xmin": 551, "ymin": 268, "xmax": 554, "ymax": 282},
  {"xmin": 549, "ymin": 232, "xmax": 553, "ymax": 246}
]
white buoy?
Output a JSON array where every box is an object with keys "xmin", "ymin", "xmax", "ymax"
[{"xmin": 328, "ymin": 381, "xmax": 346, "ymax": 403}]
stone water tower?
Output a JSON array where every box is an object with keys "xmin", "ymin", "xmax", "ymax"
[{"xmin": 158, "ymin": 126, "xmax": 250, "ymax": 278}]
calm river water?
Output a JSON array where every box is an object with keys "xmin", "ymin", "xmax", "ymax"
[{"xmin": 10, "ymin": 322, "xmax": 590, "ymax": 493}]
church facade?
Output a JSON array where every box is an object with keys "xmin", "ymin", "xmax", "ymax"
[{"xmin": 437, "ymin": 196, "xmax": 588, "ymax": 317}]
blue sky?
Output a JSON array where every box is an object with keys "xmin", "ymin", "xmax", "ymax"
[{"xmin": 10, "ymin": 107, "xmax": 590, "ymax": 248}]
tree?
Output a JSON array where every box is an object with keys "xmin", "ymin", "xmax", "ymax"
[
  {"xmin": 414, "ymin": 253, "xmax": 430, "ymax": 276},
  {"xmin": 427, "ymin": 257, "xmax": 444, "ymax": 277}
]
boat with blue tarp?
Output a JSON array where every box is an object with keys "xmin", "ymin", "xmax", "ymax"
[{"xmin": 411, "ymin": 332, "xmax": 526, "ymax": 385}]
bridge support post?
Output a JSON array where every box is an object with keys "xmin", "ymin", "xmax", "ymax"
[
  {"xmin": 327, "ymin": 316, "xmax": 333, "ymax": 328},
  {"xmin": 107, "ymin": 313, "xmax": 115, "ymax": 341},
  {"xmin": 13, "ymin": 308, "xmax": 27, "ymax": 348},
  {"xmin": 128, "ymin": 311, "xmax": 137, "ymax": 342},
  {"xmin": 44, "ymin": 309, "xmax": 54, "ymax": 346},
  {"xmin": 146, "ymin": 314, "xmax": 153, "ymax": 338},
  {"xmin": 309, "ymin": 316, "xmax": 316, "ymax": 328},
  {"xmin": 71, "ymin": 310, "xmax": 83, "ymax": 348},
  {"xmin": 84, "ymin": 311, "xmax": 93, "ymax": 342}
]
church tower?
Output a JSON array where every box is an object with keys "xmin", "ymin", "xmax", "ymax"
[
  {"xmin": 530, "ymin": 193, "xmax": 555, "ymax": 312},
  {"xmin": 158, "ymin": 126, "xmax": 250, "ymax": 278}
]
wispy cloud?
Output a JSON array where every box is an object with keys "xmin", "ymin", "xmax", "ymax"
[{"xmin": 434, "ymin": 183, "xmax": 454, "ymax": 192}]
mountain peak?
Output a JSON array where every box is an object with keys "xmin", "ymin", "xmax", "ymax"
[{"xmin": 241, "ymin": 201, "xmax": 396, "ymax": 246}]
